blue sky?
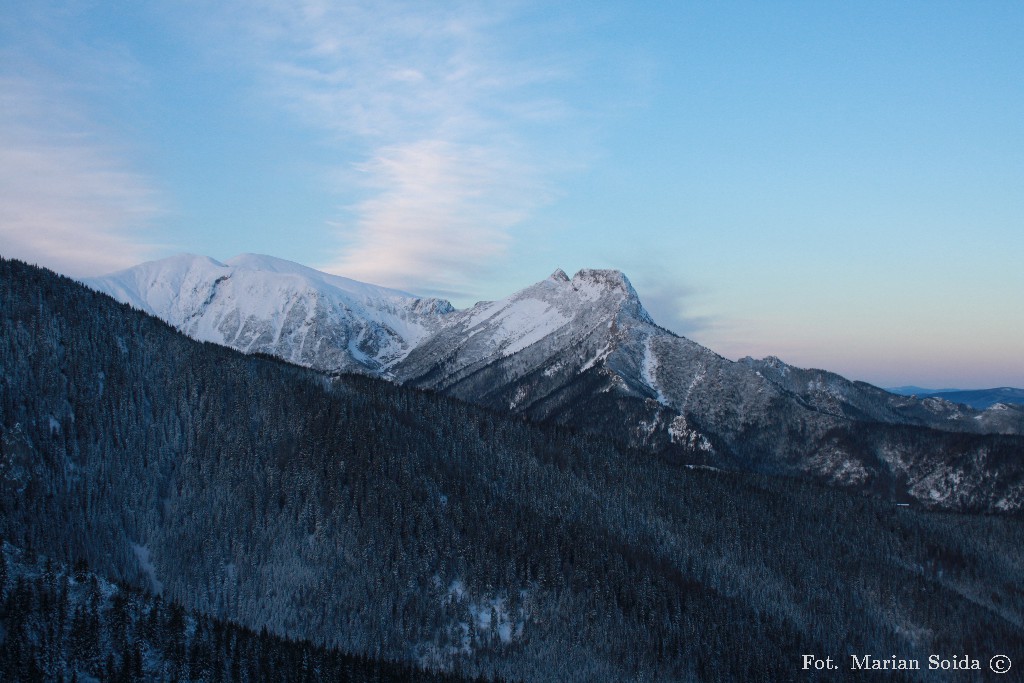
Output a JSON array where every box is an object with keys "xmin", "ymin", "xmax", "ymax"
[{"xmin": 2, "ymin": 1, "xmax": 1021, "ymax": 388}]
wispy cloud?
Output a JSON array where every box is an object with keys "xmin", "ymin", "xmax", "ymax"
[
  {"xmin": 216, "ymin": 0, "xmax": 580, "ymax": 294},
  {"xmin": 335, "ymin": 139, "xmax": 549, "ymax": 292},
  {"xmin": 0, "ymin": 77, "xmax": 163, "ymax": 277}
]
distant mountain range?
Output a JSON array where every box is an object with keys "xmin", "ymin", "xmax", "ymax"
[
  {"xmin": 887, "ymin": 385, "xmax": 960, "ymax": 396},
  {"xmin": 5, "ymin": 255, "xmax": 1024, "ymax": 681},
  {"xmin": 887, "ymin": 386, "xmax": 1024, "ymax": 410},
  {"xmin": 86, "ymin": 254, "xmax": 1024, "ymax": 512}
]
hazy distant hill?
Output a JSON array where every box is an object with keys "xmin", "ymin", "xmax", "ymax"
[
  {"xmin": 888, "ymin": 386, "xmax": 1024, "ymax": 410},
  {"xmin": 886, "ymin": 385, "xmax": 959, "ymax": 396}
]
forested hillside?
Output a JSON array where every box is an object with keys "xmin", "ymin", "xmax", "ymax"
[
  {"xmin": 2, "ymin": 257, "xmax": 1023, "ymax": 681},
  {"xmin": 0, "ymin": 542, "xmax": 489, "ymax": 682}
]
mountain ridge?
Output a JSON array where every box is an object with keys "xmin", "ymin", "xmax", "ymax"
[{"xmin": 85, "ymin": 253, "xmax": 1024, "ymax": 511}]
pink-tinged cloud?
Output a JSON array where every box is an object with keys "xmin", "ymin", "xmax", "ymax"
[
  {"xmin": 322, "ymin": 139, "xmax": 547, "ymax": 292},
  {"xmin": 0, "ymin": 78, "xmax": 162, "ymax": 277}
]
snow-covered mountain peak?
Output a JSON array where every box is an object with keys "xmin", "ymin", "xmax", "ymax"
[
  {"xmin": 563, "ymin": 268, "xmax": 655, "ymax": 327},
  {"xmin": 465, "ymin": 267, "xmax": 654, "ymax": 335},
  {"xmin": 571, "ymin": 267, "xmax": 628, "ymax": 284},
  {"xmin": 86, "ymin": 253, "xmax": 454, "ymax": 374},
  {"xmin": 78, "ymin": 253, "xmax": 1024, "ymax": 509},
  {"xmin": 570, "ymin": 268, "xmax": 632, "ymax": 297},
  {"xmin": 392, "ymin": 266, "xmax": 668, "ymax": 397},
  {"xmin": 226, "ymin": 252, "xmax": 308, "ymax": 272}
]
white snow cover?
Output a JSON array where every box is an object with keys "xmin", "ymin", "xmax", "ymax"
[
  {"xmin": 467, "ymin": 297, "xmax": 572, "ymax": 357},
  {"xmin": 641, "ymin": 334, "xmax": 669, "ymax": 406},
  {"xmin": 86, "ymin": 253, "xmax": 454, "ymax": 373},
  {"xmin": 460, "ymin": 269, "xmax": 644, "ymax": 340}
]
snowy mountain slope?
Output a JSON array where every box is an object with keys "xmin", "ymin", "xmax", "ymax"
[
  {"xmin": 391, "ymin": 267, "xmax": 1024, "ymax": 506},
  {"xmin": 392, "ymin": 268, "xmax": 804, "ymax": 459},
  {"xmin": 86, "ymin": 254, "xmax": 454, "ymax": 374},
  {"xmin": 393, "ymin": 268, "xmax": 653, "ymax": 388}
]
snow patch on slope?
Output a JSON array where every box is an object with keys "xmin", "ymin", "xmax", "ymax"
[
  {"xmin": 132, "ymin": 543, "xmax": 163, "ymax": 595},
  {"xmin": 642, "ymin": 335, "xmax": 669, "ymax": 406},
  {"xmin": 466, "ymin": 297, "xmax": 571, "ymax": 358},
  {"xmin": 581, "ymin": 342, "xmax": 611, "ymax": 372}
]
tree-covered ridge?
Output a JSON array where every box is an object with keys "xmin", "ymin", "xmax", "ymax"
[{"xmin": 1, "ymin": 257, "xmax": 1023, "ymax": 681}]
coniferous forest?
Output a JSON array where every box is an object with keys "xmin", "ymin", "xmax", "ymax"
[
  {"xmin": 1, "ymin": 256, "xmax": 1023, "ymax": 681},
  {"xmin": 0, "ymin": 542, "xmax": 492, "ymax": 682}
]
